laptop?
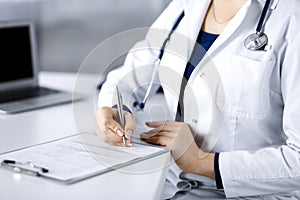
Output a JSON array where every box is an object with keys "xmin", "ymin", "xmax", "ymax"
[{"xmin": 0, "ymin": 22, "xmax": 79, "ymax": 114}]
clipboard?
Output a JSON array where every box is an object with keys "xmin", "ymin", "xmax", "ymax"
[{"xmin": 0, "ymin": 132, "xmax": 169, "ymax": 184}]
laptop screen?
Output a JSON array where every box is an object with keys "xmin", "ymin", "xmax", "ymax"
[{"xmin": 0, "ymin": 25, "xmax": 34, "ymax": 83}]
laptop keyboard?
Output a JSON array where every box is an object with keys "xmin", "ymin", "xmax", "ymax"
[{"xmin": 0, "ymin": 87, "xmax": 60, "ymax": 104}]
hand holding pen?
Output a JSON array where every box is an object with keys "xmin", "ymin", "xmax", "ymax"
[
  {"xmin": 116, "ymin": 86, "xmax": 128, "ymax": 145},
  {"xmin": 95, "ymin": 87, "xmax": 136, "ymax": 147}
]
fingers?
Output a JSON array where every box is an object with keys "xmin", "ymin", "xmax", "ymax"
[
  {"xmin": 103, "ymin": 127, "xmax": 128, "ymax": 147},
  {"xmin": 141, "ymin": 120, "xmax": 185, "ymax": 147},
  {"xmin": 145, "ymin": 120, "xmax": 177, "ymax": 130},
  {"xmin": 140, "ymin": 130, "xmax": 174, "ymax": 139},
  {"xmin": 140, "ymin": 125, "xmax": 174, "ymax": 147},
  {"xmin": 141, "ymin": 120, "xmax": 177, "ymax": 139},
  {"xmin": 97, "ymin": 111, "xmax": 124, "ymax": 136},
  {"xmin": 145, "ymin": 121, "xmax": 167, "ymax": 128},
  {"xmin": 95, "ymin": 107, "xmax": 132, "ymax": 147},
  {"xmin": 140, "ymin": 126, "xmax": 164, "ymax": 138},
  {"xmin": 124, "ymin": 112, "xmax": 136, "ymax": 141},
  {"xmin": 106, "ymin": 120, "xmax": 124, "ymax": 137},
  {"xmin": 141, "ymin": 135, "xmax": 171, "ymax": 146}
]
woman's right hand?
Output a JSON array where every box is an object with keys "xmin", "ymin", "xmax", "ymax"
[{"xmin": 95, "ymin": 107, "xmax": 136, "ymax": 147}]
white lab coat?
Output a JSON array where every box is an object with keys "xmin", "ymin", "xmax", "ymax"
[{"xmin": 98, "ymin": 0, "xmax": 300, "ymax": 198}]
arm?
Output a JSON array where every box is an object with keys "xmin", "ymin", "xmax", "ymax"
[
  {"xmin": 96, "ymin": 0, "xmax": 184, "ymax": 146},
  {"xmin": 97, "ymin": 0, "xmax": 184, "ymax": 110},
  {"xmin": 139, "ymin": 9, "xmax": 300, "ymax": 198},
  {"xmin": 219, "ymin": 30, "xmax": 300, "ymax": 198}
]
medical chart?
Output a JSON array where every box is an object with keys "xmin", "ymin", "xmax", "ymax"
[{"xmin": 0, "ymin": 133, "xmax": 168, "ymax": 184}]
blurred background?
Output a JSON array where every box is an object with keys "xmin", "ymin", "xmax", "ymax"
[{"xmin": 0, "ymin": 0, "xmax": 171, "ymax": 73}]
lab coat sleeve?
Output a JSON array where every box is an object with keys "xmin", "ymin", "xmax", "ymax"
[
  {"xmin": 219, "ymin": 23, "xmax": 300, "ymax": 197},
  {"xmin": 97, "ymin": 0, "xmax": 184, "ymax": 110}
]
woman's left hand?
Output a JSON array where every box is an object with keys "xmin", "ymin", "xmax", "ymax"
[{"xmin": 140, "ymin": 120, "xmax": 215, "ymax": 178}]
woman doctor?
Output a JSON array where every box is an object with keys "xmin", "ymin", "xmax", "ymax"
[{"xmin": 96, "ymin": 0, "xmax": 300, "ymax": 199}]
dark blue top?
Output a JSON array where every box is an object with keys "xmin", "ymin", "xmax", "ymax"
[
  {"xmin": 184, "ymin": 31, "xmax": 219, "ymax": 80},
  {"xmin": 179, "ymin": 30, "xmax": 224, "ymax": 189},
  {"xmin": 177, "ymin": 30, "xmax": 219, "ymax": 120}
]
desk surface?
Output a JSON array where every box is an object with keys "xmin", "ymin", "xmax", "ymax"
[{"xmin": 0, "ymin": 72, "xmax": 170, "ymax": 200}]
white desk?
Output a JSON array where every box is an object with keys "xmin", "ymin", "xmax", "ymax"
[{"xmin": 0, "ymin": 72, "xmax": 170, "ymax": 200}]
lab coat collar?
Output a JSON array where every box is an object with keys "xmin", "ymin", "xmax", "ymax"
[
  {"xmin": 182, "ymin": 0, "xmax": 210, "ymax": 57},
  {"xmin": 182, "ymin": 0, "xmax": 253, "ymax": 57},
  {"xmin": 256, "ymin": 0, "xmax": 280, "ymax": 7},
  {"xmin": 257, "ymin": 0, "xmax": 266, "ymax": 4}
]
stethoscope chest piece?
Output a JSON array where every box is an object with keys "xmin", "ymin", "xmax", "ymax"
[{"xmin": 244, "ymin": 32, "xmax": 268, "ymax": 51}]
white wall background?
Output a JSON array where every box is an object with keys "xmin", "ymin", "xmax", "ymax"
[{"xmin": 0, "ymin": 0, "xmax": 171, "ymax": 73}]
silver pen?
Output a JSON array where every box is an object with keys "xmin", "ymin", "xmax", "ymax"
[{"xmin": 116, "ymin": 87, "xmax": 127, "ymax": 145}]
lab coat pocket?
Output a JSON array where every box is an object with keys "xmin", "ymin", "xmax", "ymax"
[{"xmin": 228, "ymin": 55, "xmax": 275, "ymax": 119}]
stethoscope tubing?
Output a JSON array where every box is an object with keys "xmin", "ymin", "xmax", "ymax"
[
  {"xmin": 256, "ymin": 0, "xmax": 271, "ymax": 34},
  {"xmin": 136, "ymin": 0, "xmax": 272, "ymax": 109},
  {"xmin": 135, "ymin": 11, "xmax": 185, "ymax": 109}
]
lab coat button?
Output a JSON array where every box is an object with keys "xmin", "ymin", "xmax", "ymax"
[{"xmin": 192, "ymin": 119, "xmax": 198, "ymax": 123}]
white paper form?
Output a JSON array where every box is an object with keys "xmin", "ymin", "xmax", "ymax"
[{"xmin": 0, "ymin": 133, "xmax": 168, "ymax": 184}]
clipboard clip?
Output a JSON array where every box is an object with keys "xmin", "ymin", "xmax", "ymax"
[{"xmin": 1, "ymin": 159, "xmax": 49, "ymax": 176}]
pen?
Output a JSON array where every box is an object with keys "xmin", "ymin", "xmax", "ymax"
[{"xmin": 116, "ymin": 87, "xmax": 127, "ymax": 145}]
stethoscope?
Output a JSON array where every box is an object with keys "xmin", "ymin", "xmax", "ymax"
[
  {"xmin": 244, "ymin": 0, "xmax": 271, "ymax": 50},
  {"xmin": 133, "ymin": 11, "xmax": 185, "ymax": 110},
  {"xmin": 134, "ymin": 0, "xmax": 272, "ymax": 110}
]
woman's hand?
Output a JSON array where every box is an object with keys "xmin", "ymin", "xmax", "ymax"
[
  {"xmin": 140, "ymin": 120, "xmax": 215, "ymax": 178},
  {"xmin": 95, "ymin": 107, "xmax": 136, "ymax": 147}
]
